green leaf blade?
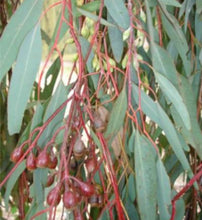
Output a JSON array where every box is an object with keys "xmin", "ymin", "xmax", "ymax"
[
  {"xmin": 156, "ymin": 158, "xmax": 171, "ymax": 220},
  {"xmin": 0, "ymin": 0, "xmax": 44, "ymax": 82},
  {"xmin": 8, "ymin": 25, "xmax": 42, "ymax": 135},
  {"xmin": 104, "ymin": 0, "xmax": 130, "ymax": 30},
  {"xmin": 155, "ymin": 71, "xmax": 191, "ymax": 130},
  {"xmin": 108, "ymin": 14, "xmax": 124, "ymax": 63},
  {"xmin": 105, "ymin": 87, "xmax": 127, "ymax": 138},
  {"xmin": 135, "ymin": 131, "xmax": 157, "ymax": 220}
]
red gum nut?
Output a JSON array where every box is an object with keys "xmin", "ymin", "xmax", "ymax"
[
  {"xmin": 85, "ymin": 158, "xmax": 96, "ymax": 174},
  {"xmin": 79, "ymin": 182, "xmax": 95, "ymax": 197},
  {"xmin": 10, "ymin": 147, "xmax": 24, "ymax": 163},
  {"xmin": 26, "ymin": 152, "xmax": 36, "ymax": 171},
  {"xmin": 47, "ymin": 187, "xmax": 61, "ymax": 206},
  {"xmin": 45, "ymin": 174, "xmax": 55, "ymax": 187},
  {"xmin": 36, "ymin": 150, "xmax": 50, "ymax": 168},
  {"xmin": 48, "ymin": 153, "xmax": 58, "ymax": 169},
  {"xmin": 63, "ymin": 191, "xmax": 78, "ymax": 210}
]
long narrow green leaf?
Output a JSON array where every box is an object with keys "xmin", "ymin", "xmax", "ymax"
[
  {"xmin": 151, "ymin": 43, "xmax": 178, "ymax": 88},
  {"xmin": 104, "ymin": 0, "xmax": 130, "ymax": 30},
  {"xmin": 108, "ymin": 13, "xmax": 124, "ymax": 63},
  {"xmin": 8, "ymin": 25, "xmax": 42, "ymax": 135},
  {"xmin": 4, "ymin": 161, "xmax": 26, "ymax": 210},
  {"xmin": 0, "ymin": 0, "xmax": 44, "ymax": 82},
  {"xmin": 160, "ymin": 9, "xmax": 191, "ymax": 76},
  {"xmin": 171, "ymin": 75, "xmax": 202, "ymax": 159},
  {"xmin": 135, "ymin": 131, "xmax": 157, "ymax": 220},
  {"xmin": 38, "ymin": 81, "xmax": 71, "ymax": 146},
  {"xmin": 161, "ymin": 0, "xmax": 181, "ymax": 7},
  {"xmin": 156, "ymin": 158, "xmax": 171, "ymax": 220},
  {"xmin": 105, "ymin": 87, "xmax": 127, "ymax": 138},
  {"xmin": 132, "ymin": 84, "xmax": 192, "ymax": 175},
  {"xmin": 77, "ymin": 8, "xmax": 114, "ymax": 27},
  {"xmin": 154, "ymin": 71, "xmax": 191, "ymax": 130}
]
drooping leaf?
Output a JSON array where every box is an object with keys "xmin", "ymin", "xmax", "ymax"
[
  {"xmin": 132, "ymin": 84, "xmax": 192, "ymax": 175},
  {"xmin": 76, "ymin": 0, "xmax": 101, "ymax": 17},
  {"xmin": 32, "ymin": 168, "xmax": 48, "ymax": 220},
  {"xmin": 161, "ymin": 0, "xmax": 181, "ymax": 7},
  {"xmin": 128, "ymin": 174, "xmax": 136, "ymax": 202},
  {"xmin": 171, "ymin": 75, "xmax": 202, "ymax": 159},
  {"xmin": 154, "ymin": 71, "xmax": 191, "ymax": 130},
  {"xmin": 135, "ymin": 131, "xmax": 157, "ymax": 220},
  {"xmin": 159, "ymin": 2, "xmax": 191, "ymax": 76},
  {"xmin": 151, "ymin": 43, "xmax": 178, "ymax": 88},
  {"xmin": 77, "ymin": 8, "xmax": 114, "ymax": 27},
  {"xmin": 79, "ymin": 36, "xmax": 103, "ymax": 97},
  {"xmin": 31, "ymin": 103, "xmax": 44, "ymax": 131},
  {"xmin": 0, "ymin": 0, "xmax": 44, "ymax": 82},
  {"xmin": 105, "ymin": 87, "xmax": 127, "ymax": 138},
  {"xmin": 107, "ymin": 13, "xmax": 124, "ymax": 63},
  {"xmin": 196, "ymin": 0, "xmax": 202, "ymax": 14},
  {"xmin": 4, "ymin": 161, "xmax": 26, "ymax": 210},
  {"xmin": 40, "ymin": 55, "xmax": 62, "ymax": 100},
  {"xmin": 183, "ymin": 0, "xmax": 195, "ymax": 32},
  {"xmin": 125, "ymin": 198, "xmax": 140, "ymax": 220},
  {"xmin": 170, "ymin": 190, "xmax": 185, "ymax": 220},
  {"xmin": 104, "ymin": 0, "xmax": 130, "ymax": 30},
  {"xmin": 8, "ymin": 24, "xmax": 42, "ymax": 135},
  {"xmin": 156, "ymin": 158, "xmax": 171, "ymax": 220},
  {"xmin": 38, "ymin": 81, "xmax": 71, "ymax": 146}
]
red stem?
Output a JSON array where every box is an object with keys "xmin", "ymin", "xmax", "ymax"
[
  {"xmin": 170, "ymin": 167, "xmax": 202, "ymax": 220},
  {"xmin": 97, "ymin": 133, "xmax": 125, "ymax": 220}
]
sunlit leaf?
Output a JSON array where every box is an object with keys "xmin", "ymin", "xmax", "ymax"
[
  {"xmin": 0, "ymin": 0, "xmax": 44, "ymax": 82},
  {"xmin": 8, "ymin": 25, "xmax": 42, "ymax": 135}
]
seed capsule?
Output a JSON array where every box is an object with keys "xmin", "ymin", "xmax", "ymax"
[
  {"xmin": 45, "ymin": 174, "xmax": 55, "ymax": 187},
  {"xmin": 79, "ymin": 182, "xmax": 94, "ymax": 197},
  {"xmin": 48, "ymin": 151, "xmax": 58, "ymax": 169},
  {"xmin": 36, "ymin": 150, "xmax": 50, "ymax": 168},
  {"xmin": 73, "ymin": 139, "xmax": 85, "ymax": 158},
  {"xmin": 47, "ymin": 187, "xmax": 61, "ymax": 206},
  {"xmin": 10, "ymin": 147, "xmax": 24, "ymax": 163},
  {"xmin": 26, "ymin": 152, "xmax": 36, "ymax": 171},
  {"xmin": 63, "ymin": 191, "xmax": 78, "ymax": 210}
]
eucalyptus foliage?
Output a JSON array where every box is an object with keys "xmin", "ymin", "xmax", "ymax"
[{"xmin": 0, "ymin": 0, "xmax": 201, "ymax": 219}]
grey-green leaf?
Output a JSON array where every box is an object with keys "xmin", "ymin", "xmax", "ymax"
[
  {"xmin": 38, "ymin": 81, "xmax": 70, "ymax": 146},
  {"xmin": 156, "ymin": 158, "xmax": 171, "ymax": 220},
  {"xmin": 4, "ymin": 161, "xmax": 26, "ymax": 210},
  {"xmin": 159, "ymin": 3, "xmax": 191, "ymax": 76},
  {"xmin": 77, "ymin": 8, "xmax": 114, "ymax": 27},
  {"xmin": 104, "ymin": 0, "xmax": 130, "ymax": 30},
  {"xmin": 8, "ymin": 25, "xmax": 42, "ymax": 135},
  {"xmin": 132, "ymin": 84, "xmax": 192, "ymax": 175},
  {"xmin": 135, "ymin": 131, "xmax": 157, "ymax": 220},
  {"xmin": 154, "ymin": 71, "xmax": 191, "ymax": 130},
  {"xmin": 108, "ymin": 13, "xmax": 124, "ymax": 63},
  {"xmin": 0, "ymin": 0, "xmax": 44, "ymax": 82},
  {"xmin": 151, "ymin": 43, "xmax": 178, "ymax": 88},
  {"xmin": 105, "ymin": 87, "xmax": 127, "ymax": 138}
]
